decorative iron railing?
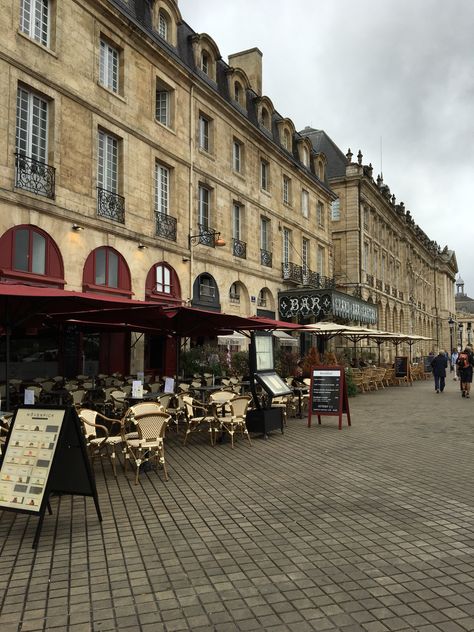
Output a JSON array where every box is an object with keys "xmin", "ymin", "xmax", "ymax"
[
  {"xmin": 385, "ymin": 283, "xmax": 391, "ymax": 294},
  {"xmin": 376, "ymin": 278, "xmax": 383, "ymax": 290},
  {"xmin": 196, "ymin": 223, "xmax": 217, "ymax": 247},
  {"xmin": 366, "ymin": 274, "xmax": 374, "ymax": 287},
  {"xmin": 260, "ymin": 249, "xmax": 272, "ymax": 267},
  {"xmin": 392, "ymin": 287, "xmax": 398, "ymax": 298},
  {"xmin": 398, "ymin": 290, "xmax": 404, "ymax": 300},
  {"xmin": 282, "ymin": 262, "xmax": 303, "ymax": 283},
  {"xmin": 15, "ymin": 153, "xmax": 55, "ymax": 199},
  {"xmin": 232, "ymin": 238, "xmax": 247, "ymax": 259},
  {"xmin": 155, "ymin": 212, "xmax": 177, "ymax": 241},
  {"xmin": 97, "ymin": 187, "xmax": 125, "ymax": 223}
]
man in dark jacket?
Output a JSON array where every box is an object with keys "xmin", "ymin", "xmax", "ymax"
[{"xmin": 431, "ymin": 349, "xmax": 448, "ymax": 393}]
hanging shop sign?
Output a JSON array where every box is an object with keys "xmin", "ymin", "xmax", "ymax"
[{"xmin": 278, "ymin": 289, "xmax": 378, "ymax": 325}]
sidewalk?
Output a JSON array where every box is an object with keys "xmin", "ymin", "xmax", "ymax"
[{"xmin": 1, "ymin": 378, "xmax": 474, "ymax": 631}]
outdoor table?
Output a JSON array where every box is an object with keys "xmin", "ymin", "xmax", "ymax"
[
  {"xmin": 292, "ymin": 385, "xmax": 309, "ymax": 419},
  {"xmin": 43, "ymin": 389, "xmax": 71, "ymax": 406},
  {"xmin": 125, "ymin": 393, "xmax": 159, "ymax": 406},
  {"xmin": 194, "ymin": 385, "xmax": 223, "ymax": 402}
]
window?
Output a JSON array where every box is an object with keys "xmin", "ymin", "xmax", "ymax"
[
  {"xmin": 381, "ymin": 254, "xmax": 386, "ymax": 283},
  {"xmin": 317, "ymin": 201, "xmax": 324, "ymax": 227},
  {"xmin": 283, "ymin": 228, "xmax": 291, "ymax": 265},
  {"xmin": 201, "ymin": 51, "xmax": 209, "ymax": 75},
  {"xmin": 158, "ymin": 10, "xmax": 168, "ymax": 40},
  {"xmin": 283, "ymin": 129, "xmax": 291, "ymax": 150},
  {"xmin": 156, "ymin": 85, "xmax": 170, "ymax": 126},
  {"xmin": 260, "ymin": 217, "xmax": 270, "ymax": 251},
  {"xmin": 363, "ymin": 242, "xmax": 369, "ymax": 272},
  {"xmin": 198, "ymin": 185, "xmax": 210, "ymax": 228},
  {"xmin": 364, "ymin": 207, "xmax": 369, "ymax": 230},
  {"xmin": 302, "ymin": 146, "xmax": 309, "ymax": 167},
  {"xmin": 260, "ymin": 160, "xmax": 269, "ymax": 191},
  {"xmin": 258, "ymin": 288, "xmax": 268, "ymax": 307},
  {"xmin": 14, "ymin": 227, "xmax": 45, "ymax": 274},
  {"xmin": 95, "ymin": 247, "xmax": 119, "ymax": 288},
  {"xmin": 99, "ymin": 39, "xmax": 119, "ymax": 93},
  {"xmin": 232, "ymin": 140, "xmax": 242, "ymax": 172},
  {"xmin": 317, "ymin": 245, "xmax": 325, "ymax": 275},
  {"xmin": 229, "ymin": 282, "xmax": 240, "ymax": 303},
  {"xmin": 16, "ymin": 86, "xmax": 48, "ymax": 164},
  {"xmin": 20, "ymin": 0, "xmax": 50, "ymax": 47},
  {"xmin": 283, "ymin": 175, "xmax": 291, "ymax": 205},
  {"xmin": 301, "ymin": 190, "xmax": 309, "ymax": 218},
  {"xmin": 199, "ymin": 275, "xmax": 215, "ymax": 299},
  {"xmin": 234, "ymin": 81, "xmax": 242, "ymax": 105},
  {"xmin": 302, "ymin": 238, "xmax": 309, "ymax": 278},
  {"xmin": 331, "ymin": 199, "xmax": 341, "ymax": 221},
  {"xmin": 98, "ymin": 130, "xmax": 118, "ymax": 193},
  {"xmin": 155, "ymin": 163, "xmax": 169, "ymax": 215},
  {"xmin": 232, "ymin": 204, "xmax": 241, "ymax": 240},
  {"xmin": 155, "ymin": 264, "xmax": 171, "ymax": 293},
  {"xmin": 199, "ymin": 114, "xmax": 209, "ymax": 152},
  {"xmin": 260, "ymin": 107, "xmax": 270, "ymax": 129}
]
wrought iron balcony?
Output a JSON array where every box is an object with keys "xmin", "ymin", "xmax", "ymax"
[
  {"xmin": 320, "ymin": 275, "xmax": 336, "ymax": 289},
  {"xmin": 260, "ymin": 249, "xmax": 272, "ymax": 267},
  {"xmin": 384, "ymin": 283, "xmax": 391, "ymax": 294},
  {"xmin": 365, "ymin": 273, "xmax": 374, "ymax": 287},
  {"xmin": 194, "ymin": 224, "xmax": 219, "ymax": 247},
  {"xmin": 376, "ymin": 278, "xmax": 383, "ymax": 290},
  {"xmin": 155, "ymin": 212, "xmax": 177, "ymax": 241},
  {"xmin": 15, "ymin": 153, "xmax": 55, "ymax": 199},
  {"xmin": 232, "ymin": 238, "xmax": 247, "ymax": 259},
  {"xmin": 399, "ymin": 290, "xmax": 404, "ymax": 300},
  {"xmin": 392, "ymin": 287, "xmax": 398, "ymax": 298},
  {"xmin": 282, "ymin": 261, "xmax": 303, "ymax": 283},
  {"xmin": 97, "ymin": 187, "xmax": 125, "ymax": 223}
]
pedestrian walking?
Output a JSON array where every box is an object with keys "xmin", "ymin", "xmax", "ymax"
[
  {"xmin": 451, "ymin": 348, "xmax": 459, "ymax": 380},
  {"xmin": 431, "ymin": 349, "xmax": 448, "ymax": 393},
  {"xmin": 456, "ymin": 347, "xmax": 474, "ymax": 397}
]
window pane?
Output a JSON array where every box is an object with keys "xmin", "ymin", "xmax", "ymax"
[
  {"xmin": 100, "ymin": 40, "xmax": 118, "ymax": 93},
  {"xmin": 156, "ymin": 90, "xmax": 169, "ymax": 125},
  {"xmin": 158, "ymin": 12, "xmax": 168, "ymax": 39},
  {"xmin": 14, "ymin": 229, "xmax": 29, "ymax": 271},
  {"xmin": 232, "ymin": 205, "xmax": 240, "ymax": 239},
  {"xmin": 98, "ymin": 131, "xmax": 118, "ymax": 192},
  {"xmin": 31, "ymin": 231, "xmax": 46, "ymax": 274},
  {"xmin": 199, "ymin": 187, "xmax": 209, "ymax": 226},
  {"xmin": 155, "ymin": 164, "xmax": 169, "ymax": 215},
  {"xmin": 108, "ymin": 251, "xmax": 118, "ymax": 288},
  {"xmin": 95, "ymin": 249, "xmax": 106, "ymax": 285},
  {"xmin": 16, "ymin": 88, "xmax": 48, "ymax": 162}
]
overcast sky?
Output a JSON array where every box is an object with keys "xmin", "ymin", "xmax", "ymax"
[{"xmin": 179, "ymin": 0, "xmax": 473, "ymax": 295}]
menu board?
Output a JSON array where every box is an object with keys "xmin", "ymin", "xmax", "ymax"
[
  {"xmin": 423, "ymin": 356, "xmax": 433, "ymax": 373},
  {"xmin": 256, "ymin": 372, "xmax": 293, "ymax": 397},
  {"xmin": 0, "ymin": 408, "xmax": 65, "ymax": 513},
  {"xmin": 254, "ymin": 333, "xmax": 274, "ymax": 372},
  {"xmin": 311, "ymin": 369, "xmax": 341, "ymax": 414},
  {"xmin": 395, "ymin": 356, "xmax": 408, "ymax": 378}
]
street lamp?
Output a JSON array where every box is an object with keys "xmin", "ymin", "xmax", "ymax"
[
  {"xmin": 448, "ymin": 317, "xmax": 454, "ymax": 353},
  {"xmin": 188, "ymin": 228, "xmax": 226, "ymax": 248},
  {"xmin": 458, "ymin": 323, "xmax": 464, "ymax": 350}
]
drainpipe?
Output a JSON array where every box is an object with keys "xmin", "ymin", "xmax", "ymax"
[
  {"xmin": 358, "ymin": 179, "xmax": 363, "ymax": 292},
  {"xmin": 188, "ymin": 85, "xmax": 194, "ymax": 305}
]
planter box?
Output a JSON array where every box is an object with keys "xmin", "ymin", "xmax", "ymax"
[{"xmin": 245, "ymin": 407, "xmax": 283, "ymax": 438}]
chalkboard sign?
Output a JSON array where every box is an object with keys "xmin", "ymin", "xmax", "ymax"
[
  {"xmin": 308, "ymin": 366, "xmax": 351, "ymax": 430},
  {"xmin": 394, "ymin": 356, "xmax": 408, "ymax": 378},
  {"xmin": 423, "ymin": 356, "xmax": 433, "ymax": 373},
  {"xmin": 0, "ymin": 405, "xmax": 102, "ymax": 548}
]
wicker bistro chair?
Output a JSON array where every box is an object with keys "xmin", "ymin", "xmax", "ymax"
[
  {"xmin": 123, "ymin": 409, "xmax": 170, "ymax": 485},
  {"xmin": 220, "ymin": 396, "xmax": 252, "ymax": 448},
  {"xmin": 78, "ymin": 408, "xmax": 123, "ymax": 477},
  {"xmin": 182, "ymin": 395, "xmax": 220, "ymax": 446}
]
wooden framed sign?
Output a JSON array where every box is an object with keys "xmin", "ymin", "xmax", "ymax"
[
  {"xmin": 308, "ymin": 365, "xmax": 351, "ymax": 430},
  {"xmin": 0, "ymin": 405, "xmax": 102, "ymax": 548}
]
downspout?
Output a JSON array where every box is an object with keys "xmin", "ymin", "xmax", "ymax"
[
  {"xmin": 188, "ymin": 85, "xmax": 194, "ymax": 305},
  {"xmin": 358, "ymin": 179, "xmax": 363, "ymax": 292}
]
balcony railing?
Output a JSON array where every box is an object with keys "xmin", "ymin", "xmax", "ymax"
[
  {"xmin": 196, "ymin": 223, "xmax": 218, "ymax": 247},
  {"xmin": 365, "ymin": 273, "xmax": 374, "ymax": 287},
  {"xmin": 15, "ymin": 153, "xmax": 55, "ymax": 199},
  {"xmin": 232, "ymin": 238, "xmax": 247, "ymax": 259},
  {"xmin": 392, "ymin": 287, "xmax": 398, "ymax": 298},
  {"xmin": 155, "ymin": 212, "xmax": 177, "ymax": 241},
  {"xmin": 260, "ymin": 249, "xmax": 272, "ymax": 267},
  {"xmin": 282, "ymin": 262, "xmax": 335, "ymax": 289},
  {"xmin": 398, "ymin": 290, "xmax": 404, "ymax": 300},
  {"xmin": 375, "ymin": 278, "xmax": 383, "ymax": 290},
  {"xmin": 384, "ymin": 283, "xmax": 391, "ymax": 294},
  {"xmin": 97, "ymin": 187, "xmax": 125, "ymax": 223}
]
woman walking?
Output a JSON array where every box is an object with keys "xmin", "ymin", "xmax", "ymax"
[{"xmin": 456, "ymin": 347, "xmax": 474, "ymax": 397}]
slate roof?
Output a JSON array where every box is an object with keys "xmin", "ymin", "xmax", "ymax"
[{"xmin": 299, "ymin": 126, "xmax": 348, "ymax": 179}]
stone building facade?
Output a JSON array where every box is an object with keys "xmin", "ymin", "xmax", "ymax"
[
  {"xmin": 0, "ymin": 0, "xmax": 334, "ymax": 376},
  {"xmin": 455, "ymin": 278, "xmax": 474, "ymax": 350},
  {"xmin": 301, "ymin": 128, "xmax": 458, "ymax": 360}
]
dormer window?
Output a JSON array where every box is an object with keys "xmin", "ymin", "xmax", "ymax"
[
  {"xmin": 303, "ymin": 146, "xmax": 309, "ymax": 167},
  {"xmin": 283, "ymin": 129, "xmax": 291, "ymax": 150},
  {"xmin": 260, "ymin": 107, "xmax": 270, "ymax": 129},
  {"xmin": 201, "ymin": 51, "xmax": 209, "ymax": 75},
  {"xmin": 158, "ymin": 10, "xmax": 169, "ymax": 40},
  {"xmin": 318, "ymin": 160, "xmax": 325, "ymax": 180},
  {"xmin": 234, "ymin": 81, "xmax": 242, "ymax": 105}
]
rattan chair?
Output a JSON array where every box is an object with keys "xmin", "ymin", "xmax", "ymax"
[
  {"xmin": 182, "ymin": 395, "xmax": 220, "ymax": 446},
  {"xmin": 78, "ymin": 408, "xmax": 123, "ymax": 477},
  {"xmin": 123, "ymin": 409, "xmax": 170, "ymax": 485},
  {"xmin": 220, "ymin": 396, "xmax": 252, "ymax": 448}
]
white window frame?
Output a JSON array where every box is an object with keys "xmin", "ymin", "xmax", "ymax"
[
  {"xmin": 199, "ymin": 115, "xmax": 209, "ymax": 152},
  {"xmin": 301, "ymin": 190, "xmax": 309, "ymax": 218},
  {"xmin": 331, "ymin": 199, "xmax": 341, "ymax": 221},
  {"xmin": 99, "ymin": 39, "xmax": 119, "ymax": 94},
  {"xmin": 156, "ymin": 264, "xmax": 171, "ymax": 294},
  {"xmin": 20, "ymin": 0, "xmax": 50, "ymax": 47},
  {"xmin": 98, "ymin": 130, "xmax": 118, "ymax": 193},
  {"xmin": 283, "ymin": 176, "xmax": 291, "ymax": 205},
  {"xmin": 232, "ymin": 204, "xmax": 241, "ymax": 240},
  {"xmin": 158, "ymin": 10, "xmax": 168, "ymax": 40},
  {"xmin": 317, "ymin": 201, "xmax": 324, "ymax": 227},
  {"xmin": 232, "ymin": 140, "xmax": 241, "ymax": 172},
  {"xmin": 317, "ymin": 246, "xmax": 325, "ymax": 276},
  {"xmin": 16, "ymin": 86, "xmax": 48, "ymax": 163},
  {"xmin": 155, "ymin": 163, "xmax": 169, "ymax": 215},
  {"xmin": 283, "ymin": 228, "xmax": 291, "ymax": 265},
  {"xmin": 229, "ymin": 282, "xmax": 240, "ymax": 303},
  {"xmin": 198, "ymin": 185, "xmax": 210, "ymax": 228},
  {"xmin": 260, "ymin": 217, "xmax": 270, "ymax": 251},
  {"xmin": 201, "ymin": 51, "xmax": 209, "ymax": 75},
  {"xmin": 156, "ymin": 88, "xmax": 170, "ymax": 126},
  {"xmin": 302, "ymin": 238, "xmax": 310, "ymax": 277}
]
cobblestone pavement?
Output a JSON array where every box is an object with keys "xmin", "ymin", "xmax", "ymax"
[{"xmin": 1, "ymin": 378, "xmax": 474, "ymax": 631}]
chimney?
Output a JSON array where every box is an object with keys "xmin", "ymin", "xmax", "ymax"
[{"xmin": 228, "ymin": 47, "xmax": 263, "ymax": 96}]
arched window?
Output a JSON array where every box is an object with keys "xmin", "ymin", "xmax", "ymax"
[
  {"xmin": 83, "ymin": 246, "xmax": 131, "ymax": 297},
  {"xmin": 260, "ymin": 107, "xmax": 270, "ymax": 129},
  {"xmin": 229, "ymin": 282, "xmax": 240, "ymax": 303},
  {"xmin": 145, "ymin": 262, "xmax": 181, "ymax": 304},
  {"xmin": 201, "ymin": 51, "xmax": 209, "ymax": 75},
  {"xmin": 302, "ymin": 147, "xmax": 309, "ymax": 166},
  {"xmin": 234, "ymin": 81, "xmax": 242, "ymax": 104},
  {"xmin": 283, "ymin": 129, "xmax": 291, "ymax": 150},
  {"xmin": 0, "ymin": 225, "xmax": 64, "ymax": 287},
  {"xmin": 158, "ymin": 9, "xmax": 169, "ymax": 40},
  {"xmin": 192, "ymin": 273, "xmax": 220, "ymax": 311},
  {"xmin": 258, "ymin": 288, "xmax": 268, "ymax": 307}
]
